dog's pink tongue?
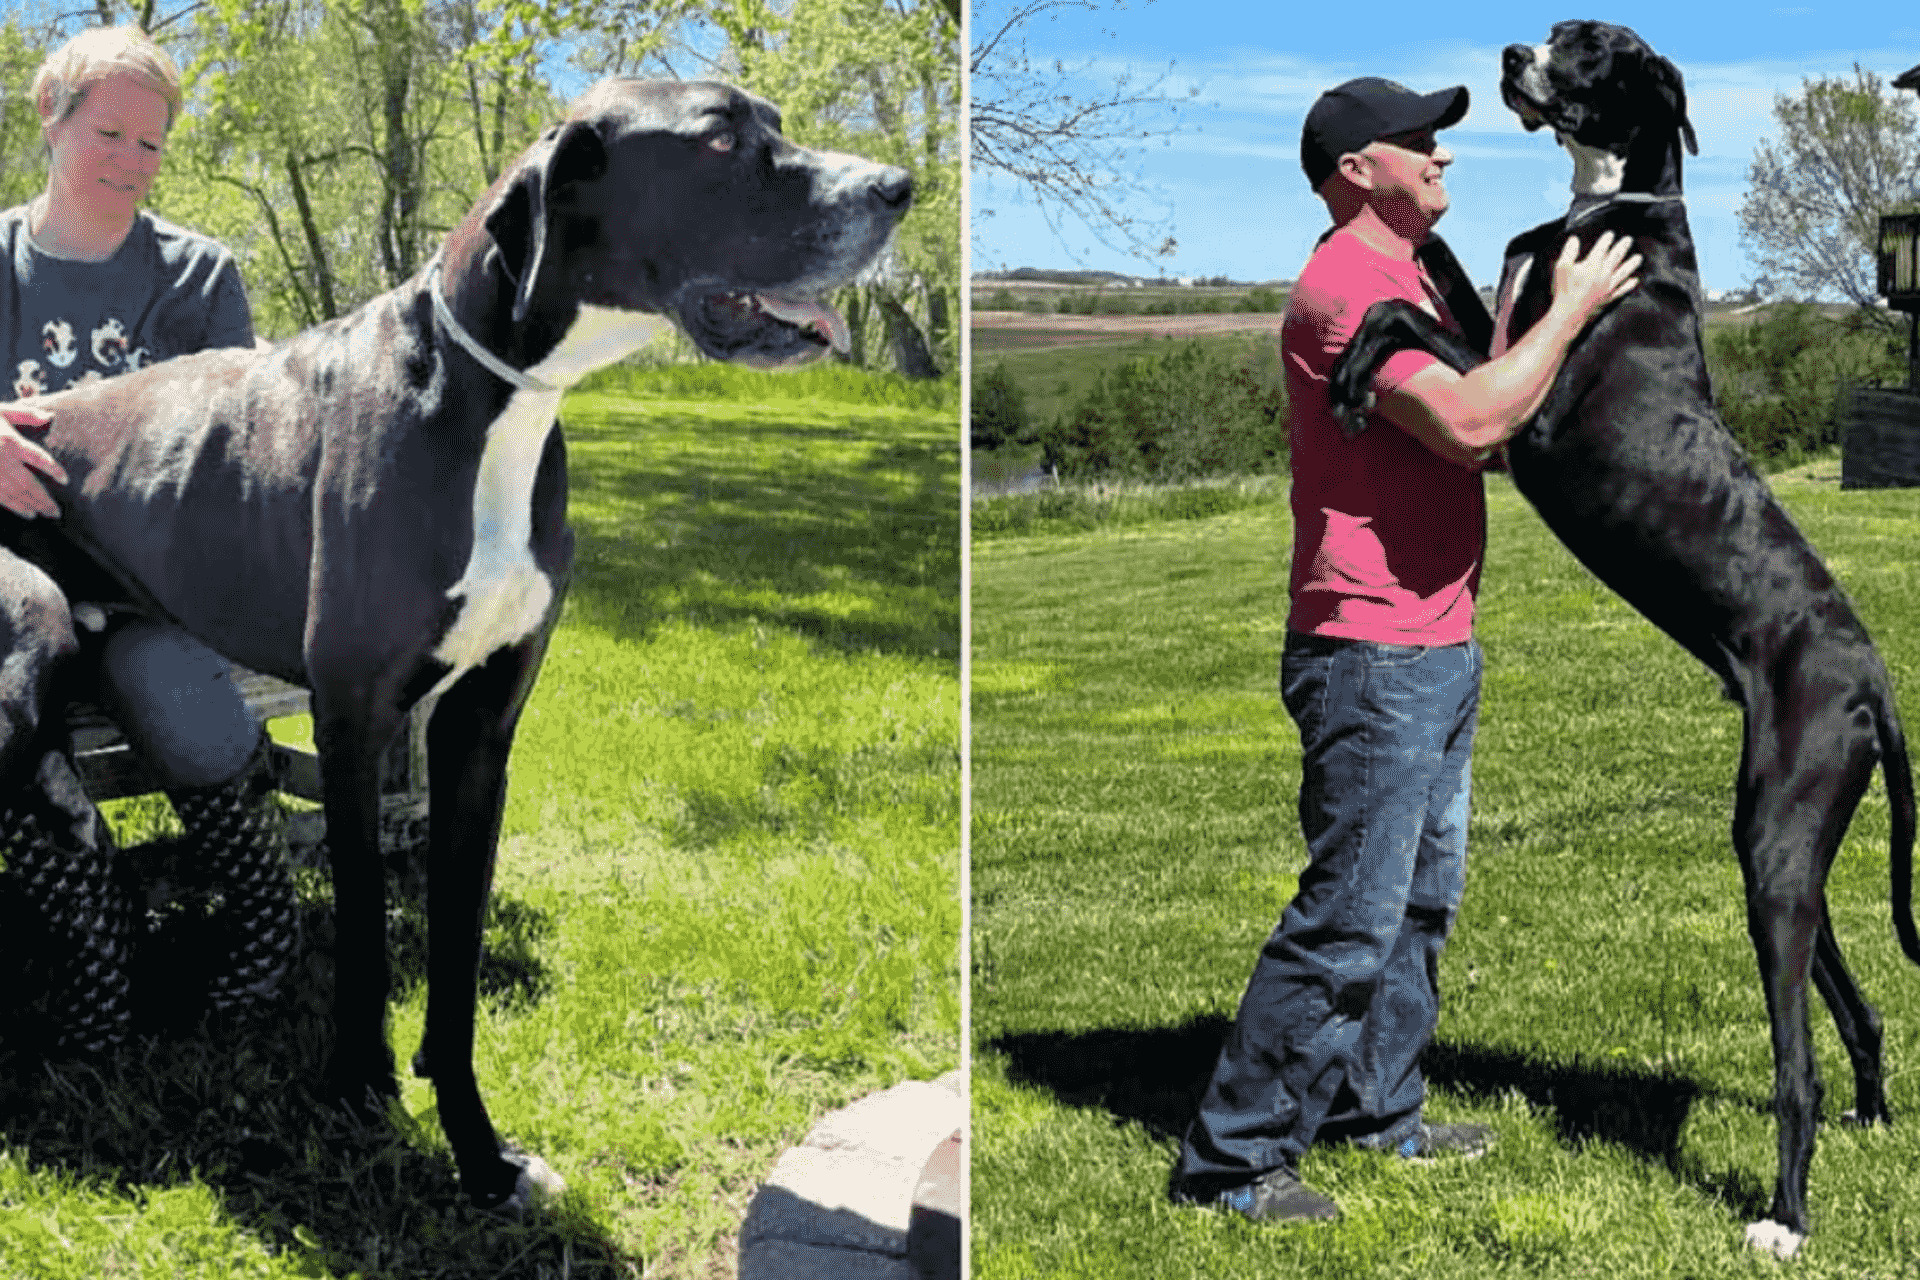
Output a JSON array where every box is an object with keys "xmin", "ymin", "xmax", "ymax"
[{"xmin": 757, "ymin": 295, "xmax": 849, "ymax": 355}]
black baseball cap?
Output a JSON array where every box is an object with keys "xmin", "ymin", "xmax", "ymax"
[{"xmin": 1301, "ymin": 77, "xmax": 1469, "ymax": 191}]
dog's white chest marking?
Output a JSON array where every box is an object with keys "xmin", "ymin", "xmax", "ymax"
[
  {"xmin": 1561, "ymin": 136, "xmax": 1625, "ymax": 197},
  {"xmin": 432, "ymin": 387, "xmax": 563, "ymax": 687},
  {"xmin": 428, "ymin": 304, "xmax": 673, "ymax": 694}
]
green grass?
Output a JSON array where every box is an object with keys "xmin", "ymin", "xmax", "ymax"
[
  {"xmin": 972, "ymin": 474, "xmax": 1287, "ymax": 539},
  {"xmin": 0, "ymin": 367, "xmax": 960, "ymax": 1279},
  {"xmin": 971, "ymin": 454, "xmax": 1920, "ymax": 1277}
]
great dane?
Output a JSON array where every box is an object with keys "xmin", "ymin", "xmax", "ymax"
[
  {"xmin": 1325, "ymin": 21, "xmax": 1919, "ymax": 1258},
  {"xmin": 2, "ymin": 77, "xmax": 910, "ymax": 1212}
]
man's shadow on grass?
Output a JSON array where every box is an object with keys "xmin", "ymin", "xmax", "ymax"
[
  {"xmin": 988, "ymin": 1020, "xmax": 1769, "ymax": 1220},
  {"xmin": 0, "ymin": 865, "xmax": 644, "ymax": 1278}
]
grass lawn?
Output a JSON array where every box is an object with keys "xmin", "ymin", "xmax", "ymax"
[
  {"xmin": 971, "ymin": 456, "xmax": 1920, "ymax": 1278},
  {"xmin": 0, "ymin": 363, "xmax": 960, "ymax": 1279}
]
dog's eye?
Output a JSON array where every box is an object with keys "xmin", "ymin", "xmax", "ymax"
[{"xmin": 707, "ymin": 131, "xmax": 736, "ymax": 154}]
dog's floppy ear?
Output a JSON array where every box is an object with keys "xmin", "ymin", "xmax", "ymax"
[
  {"xmin": 1648, "ymin": 51, "xmax": 1699, "ymax": 156},
  {"xmin": 484, "ymin": 118, "xmax": 611, "ymax": 324}
]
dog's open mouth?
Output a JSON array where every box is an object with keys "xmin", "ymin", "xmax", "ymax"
[
  {"xmin": 1502, "ymin": 82, "xmax": 1551, "ymax": 131},
  {"xmin": 680, "ymin": 289, "xmax": 850, "ymax": 368}
]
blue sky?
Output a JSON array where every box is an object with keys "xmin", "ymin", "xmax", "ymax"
[{"xmin": 970, "ymin": 2, "xmax": 1920, "ymax": 295}]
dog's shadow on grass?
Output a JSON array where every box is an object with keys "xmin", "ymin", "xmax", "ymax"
[
  {"xmin": 0, "ymin": 869, "xmax": 642, "ymax": 1278},
  {"xmin": 988, "ymin": 1021, "xmax": 1770, "ymax": 1221}
]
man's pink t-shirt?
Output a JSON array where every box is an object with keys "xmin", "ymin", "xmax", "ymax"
[{"xmin": 1282, "ymin": 227, "xmax": 1486, "ymax": 646}]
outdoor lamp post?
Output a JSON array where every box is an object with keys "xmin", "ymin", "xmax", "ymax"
[
  {"xmin": 1877, "ymin": 211, "xmax": 1920, "ymax": 390},
  {"xmin": 1886, "ymin": 64, "xmax": 1920, "ymax": 390}
]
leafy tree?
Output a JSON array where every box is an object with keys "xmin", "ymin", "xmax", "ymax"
[
  {"xmin": 970, "ymin": 361, "xmax": 1030, "ymax": 450},
  {"xmin": 1740, "ymin": 66, "xmax": 1920, "ymax": 319}
]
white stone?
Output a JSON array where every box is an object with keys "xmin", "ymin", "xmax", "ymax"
[{"xmin": 738, "ymin": 1073, "xmax": 965, "ymax": 1280}]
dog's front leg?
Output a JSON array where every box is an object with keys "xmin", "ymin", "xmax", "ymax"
[{"xmin": 416, "ymin": 630, "xmax": 567, "ymax": 1211}]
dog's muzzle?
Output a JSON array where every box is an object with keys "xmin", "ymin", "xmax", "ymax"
[{"xmin": 679, "ymin": 289, "xmax": 853, "ymax": 369}]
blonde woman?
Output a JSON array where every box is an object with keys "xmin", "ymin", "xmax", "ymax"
[{"xmin": 0, "ymin": 26, "xmax": 292, "ymax": 1057}]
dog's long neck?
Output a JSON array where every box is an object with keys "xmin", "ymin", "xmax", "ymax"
[
  {"xmin": 1622, "ymin": 125, "xmax": 1686, "ymax": 197},
  {"xmin": 1561, "ymin": 125, "xmax": 1686, "ymax": 231}
]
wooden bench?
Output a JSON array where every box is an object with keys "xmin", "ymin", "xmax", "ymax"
[{"xmin": 68, "ymin": 668, "xmax": 430, "ymax": 866}]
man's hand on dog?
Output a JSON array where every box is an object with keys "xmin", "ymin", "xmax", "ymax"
[
  {"xmin": 0, "ymin": 406, "xmax": 64, "ymax": 519},
  {"xmin": 1550, "ymin": 230, "xmax": 1642, "ymax": 327}
]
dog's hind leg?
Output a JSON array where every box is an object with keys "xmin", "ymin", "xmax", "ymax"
[
  {"xmin": 1808, "ymin": 691, "xmax": 1894, "ymax": 1126},
  {"xmin": 1814, "ymin": 898, "xmax": 1890, "ymax": 1125},
  {"xmin": 1733, "ymin": 686, "xmax": 1880, "ymax": 1256},
  {"xmin": 311, "ymin": 698, "xmax": 405, "ymax": 1111}
]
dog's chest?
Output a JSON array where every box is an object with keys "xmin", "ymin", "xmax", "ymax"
[{"xmin": 431, "ymin": 389, "xmax": 563, "ymax": 683}]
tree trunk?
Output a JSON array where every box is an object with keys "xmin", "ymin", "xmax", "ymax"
[
  {"xmin": 286, "ymin": 151, "xmax": 339, "ymax": 321},
  {"xmin": 876, "ymin": 288, "xmax": 940, "ymax": 379}
]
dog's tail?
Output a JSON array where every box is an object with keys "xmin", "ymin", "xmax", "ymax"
[{"xmin": 1876, "ymin": 683, "xmax": 1920, "ymax": 967}]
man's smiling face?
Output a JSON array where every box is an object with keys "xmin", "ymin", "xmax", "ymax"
[{"xmin": 1356, "ymin": 127, "xmax": 1453, "ymax": 228}]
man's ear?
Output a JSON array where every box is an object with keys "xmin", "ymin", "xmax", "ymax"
[{"xmin": 1336, "ymin": 151, "xmax": 1375, "ymax": 192}]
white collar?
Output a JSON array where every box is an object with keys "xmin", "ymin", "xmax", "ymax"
[{"xmin": 426, "ymin": 259, "xmax": 556, "ymax": 393}]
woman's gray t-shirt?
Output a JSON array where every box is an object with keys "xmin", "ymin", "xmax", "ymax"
[{"xmin": 0, "ymin": 205, "xmax": 254, "ymax": 398}]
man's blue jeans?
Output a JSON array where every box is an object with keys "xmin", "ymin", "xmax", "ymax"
[{"xmin": 1178, "ymin": 631, "xmax": 1482, "ymax": 1185}]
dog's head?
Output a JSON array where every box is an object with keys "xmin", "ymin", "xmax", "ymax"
[
  {"xmin": 473, "ymin": 78, "xmax": 912, "ymax": 372},
  {"xmin": 1501, "ymin": 21, "xmax": 1696, "ymax": 191}
]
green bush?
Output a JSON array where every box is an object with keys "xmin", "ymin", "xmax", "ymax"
[
  {"xmin": 1707, "ymin": 303, "xmax": 1905, "ymax": 469},
  {"xmin": 972, "ymin": 361, "xmax": 1032, "ymax": 451},
  {"xmin": 1035, "ymin": 338, "xmax": 1288, "ymax": 481}
]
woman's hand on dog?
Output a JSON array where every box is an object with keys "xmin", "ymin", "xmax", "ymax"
[{"xmin": 0, "ymin": 406, "xmax": 66, "ymax": 519}]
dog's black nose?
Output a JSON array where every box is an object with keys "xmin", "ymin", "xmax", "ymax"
[
  {"xmin": 1502, "ymin": 45, "xmax": 1531, "ymax": 76},
  {"xmin": 870, "ymin": 166, "xmax": 913, "ymax": 213}
]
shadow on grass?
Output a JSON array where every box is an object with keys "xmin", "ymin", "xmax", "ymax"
[
  {"xmin": 0, "ymin": 876, "xmax": 631, "ymax": 1278},
  {"xmin": 558, "ymin": 408, "xmax": 959, "ymax": 657},
  {"xmin": 987, "ymin": 1023, "xmax": 1769, "ymax": 1221}
]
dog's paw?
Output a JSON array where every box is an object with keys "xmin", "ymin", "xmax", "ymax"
[
  {"xmin": 1330, "ymin": 389, "xmax": 1376, "ymax": 439},
  {"xmin": 492, "ymin": 1150, "xmax": 567, "ymax": 1218},
  {"xmin": 1839, "ymin": 1104, "xmax": 1892, "ymax": 1128},
  {"xmin": 1745, "ymin": 1218, "xmax": 1806, "ymax": 1260},
  {"xmin": 72, "ymin": 603, "xmax": 106, "ymax": 633}
]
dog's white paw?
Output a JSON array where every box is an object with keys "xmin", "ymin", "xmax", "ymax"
[
  {"xmin": 497, "ymin": 1151, "xmax": 567, "ymax": 1217},
  {"xmin": 1745, "ymin": 1218, "xmax": 1806, "ymax": 1260}
]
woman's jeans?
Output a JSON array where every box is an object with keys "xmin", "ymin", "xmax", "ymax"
[{"xmin": 1178, "ymin": 631, "xmax": 1482, "ymax": 1185}]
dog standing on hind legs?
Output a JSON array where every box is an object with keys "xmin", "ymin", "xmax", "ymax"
[
  {"xmin": 0, "ymin": 78, "xmax": 911, "ymax": 1213},
  {"xmin": 1327, "ymin": 21, "xmax": 1920, "ymax": 1259}
]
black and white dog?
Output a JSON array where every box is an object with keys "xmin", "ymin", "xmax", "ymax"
[
  {"xmin": 1327, "ymin": 21, "xmax": 1918, "ymax": 1258},
  {"xmin": 4, "ymin": 78, "xmax": 910, "ymax": 1211}
]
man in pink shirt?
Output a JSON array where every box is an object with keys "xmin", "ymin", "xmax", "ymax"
[{"xmin": 1172, "ymin": 76, "xmax": 1640, "ymax": 1222}]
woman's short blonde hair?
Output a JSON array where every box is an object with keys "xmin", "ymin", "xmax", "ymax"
[{"xmin": 31, "ymin": 26, "xmax": 184, "ymax": 132}]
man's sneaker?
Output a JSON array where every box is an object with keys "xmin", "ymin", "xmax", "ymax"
[
  {"xmin": 1392, "ymin": 1122, "xmax": 1495, "ymax": 1163},
  {"xmin": 1177, "ymin": 1167, "xmax": 1340, "ymax": 1223}
]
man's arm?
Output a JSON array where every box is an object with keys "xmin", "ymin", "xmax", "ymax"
[{"xmin": 1376, "ymin": 231, "xmax": 1640, "ymax": 467}]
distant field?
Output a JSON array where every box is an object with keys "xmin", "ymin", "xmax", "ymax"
[
  {"xmin": 971, "ymin": 329, "xmax": 1279, "ymax": 429},
  {"xmin": 969, "ymin": 299, "xmax": 1816, "ymax": 431}
]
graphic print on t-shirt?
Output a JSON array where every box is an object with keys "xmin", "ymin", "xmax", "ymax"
[{"xmin": 13, "ymin": 313, "xmax": 152, "ymax": 397}]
